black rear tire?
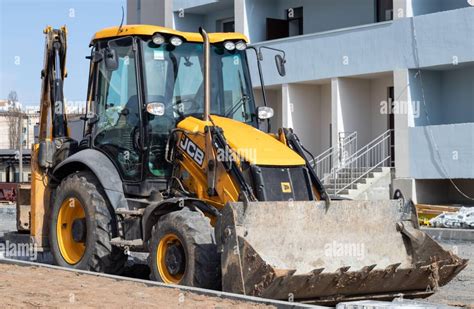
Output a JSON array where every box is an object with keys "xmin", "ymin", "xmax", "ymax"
[
  {"xmin": 49, "ymin": 171, "xmax": 127, "ymax": 274},
  {"xmin": 148, "ymin": 208, "xmax": 221, "ymax": 290}
]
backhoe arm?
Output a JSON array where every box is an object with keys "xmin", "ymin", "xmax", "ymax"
[{"xmin": 30, "ymin": 26, "xmax": 69, "ymax": 248}]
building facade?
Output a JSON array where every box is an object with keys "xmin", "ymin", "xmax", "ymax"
[{"xmin": 127, "ymin": 0, "xmax": 474, "ymax": 205}]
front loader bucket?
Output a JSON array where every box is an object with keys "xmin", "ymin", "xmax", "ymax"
[{"xmin": 215, "ymin": 200, "xmax": 467, "ymax": 304}]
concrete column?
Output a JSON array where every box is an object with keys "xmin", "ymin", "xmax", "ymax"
[
  {"xmin": 126, "ymin": 0, "xmax": 139, "ymax": 24},
  {"xmin": 330, "ymin": 78, "xmax": 341, "ymax": 152},
  {"xmin": 393, "ymin": 69, "xmax": 412, "ymax": 179},
  {"xmin": 234, "ymin": 0, "xmax": 250, "ymax": 40},
  {"xmin": 282, "ymin": 84, "xmax": 293, "ymax": 128},
  {"xmin": 163, "ymin": 0, "xmax": 174, "ymax": 28},
  {"xmin": 139, "ymin": 0, "xmax": 174, "ymax": 27},
  {"xmin": 393, "ymin": 0, "xmax": 413, "ymax": 19}
]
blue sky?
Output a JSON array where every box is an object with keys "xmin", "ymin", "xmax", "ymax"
[{"xmin": 0, "ymin": 0, "xmax": 126, "ymax": 106}]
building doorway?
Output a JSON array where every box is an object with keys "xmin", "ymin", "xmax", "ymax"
[{"xmin": 387, "ymin": 86, "xmax": 395, "ymax": 167}]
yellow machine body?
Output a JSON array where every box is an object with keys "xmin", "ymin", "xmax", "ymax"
[{"xmin": 21, "ymin": 24, "xmax": 467, "ymax": 305}]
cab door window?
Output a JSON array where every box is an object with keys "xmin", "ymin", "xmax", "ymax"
[{"xmin": 94, "ymin": 37, "xmax": 142, "ymax": 181}]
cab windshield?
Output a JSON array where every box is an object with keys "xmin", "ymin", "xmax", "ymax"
[
  {"xmin": 141, "ymin": 40, "xmax": 256, "ymax": 177},
  {"xmin": 141, "ymin": 40, "xmax": 256, "ymax": 129}
]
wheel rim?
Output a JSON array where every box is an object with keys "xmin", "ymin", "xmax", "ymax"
[
  {"xmin": 57, "ymin": 197, "xmax": 86, "ymax": 265},
  {"xmin": 157, "ymin": 233, "xmax": 186, "ymax": 284}
]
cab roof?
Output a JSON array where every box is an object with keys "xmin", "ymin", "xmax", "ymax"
[{"xmin": 91, "ymin": 24, "xmax": 248, "ymax": 44}]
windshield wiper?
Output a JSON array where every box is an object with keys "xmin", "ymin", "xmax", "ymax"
[{"xmin": 224, "ymin": 94, "xmax": 249, "ymax": 118}]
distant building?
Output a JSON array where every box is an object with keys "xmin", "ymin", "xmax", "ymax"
[
  {"xmin": 0, "ymin": 149, "xmax": 31, "ymax": 183},
  {"xmin": 0, "ymin": 99, "xmax": 21, "ymax": 112},
  {"xmin": 0, "ymin": 112, "xmax": 38, "ymax": 150}
]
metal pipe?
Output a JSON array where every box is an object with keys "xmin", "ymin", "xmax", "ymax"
[{"xmin": 199, "ymin": 27, "xmax": 210, "ymax": 122}]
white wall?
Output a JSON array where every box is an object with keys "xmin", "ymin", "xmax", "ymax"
[
  {"xmin": 286, "ymin": 83, "xmax": 331, "ymax": 156},
  {"xmin": 289, "ymin": 84, "xmax": 320, "ymax": 155},
  {"xmin": 320, "ymin": 84, "xmax": 332, "ymax": 150},
  {"xmin": 253, "ymin": 88, "xmax": 282, "ymax": 133},
  {"xmin": 336, "ymin": 78, "xmax": 372, "ymax": 146},
  {"xmin": 334, "ymin": 76, "xmax": 393, "ymax": 149},
  {"xmin": 370, "ymin": 75, "xmax": 394, "ymax": 137}
]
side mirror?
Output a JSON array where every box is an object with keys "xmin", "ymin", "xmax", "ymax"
[
  {"xmin": 105, "ymin": 48, "xmax": 118, "ymax": 71},
  {"xmin": 257, "ymin": 106, "xmax": 274, "ymax": 120},
  {"xmin": 146, "ymin": 102, "xmax": 165, "ymax": 116},
  {"xmin": 275, "ymin": 54, "xmax": 286, "ymax": 77},
  {"xmin": 86, "ymin": 51, "xmax": 103, "ymax": 63}
]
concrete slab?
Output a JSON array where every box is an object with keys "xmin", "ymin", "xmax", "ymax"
[
  {"xmin": 422, "ymin": 227, "xmax": 474, "ymax": 242},
  {"xmin": 337, "ymin": 299, "xmax": 456, "ymax": 309}
]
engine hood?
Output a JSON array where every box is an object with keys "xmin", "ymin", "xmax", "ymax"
[{"xmin": 177, "ymin": 115, "xmax": 305, "ymax": 166}]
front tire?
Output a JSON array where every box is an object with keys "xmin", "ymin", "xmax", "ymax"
[
  {"xmin": 148, "ymin": 208, "xmax": 221, "ymax": 290},
  {"xmin": 49, "ymin": 171, "xmax": 126, "ymax": 274}
]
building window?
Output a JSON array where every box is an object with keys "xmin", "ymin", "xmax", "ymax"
[
  {"xmin": 376, "ymin": 0, "xmax": 393, "ymax": 22},
  {"xmin": 287, "ymin": 7, "xmax": 303, "ymax": 37},
  {"xmin": 222, "ymin": 18, "xmax": 235, "ymax": 32},
  {"xmin": 219, "ymin": 18, "xmax": 235, "ymax": 32},
  {"xmin": 266, "ymin": 7, "xmax": 303, "ymax": 41}
]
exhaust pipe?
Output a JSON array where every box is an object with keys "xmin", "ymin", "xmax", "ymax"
[{"xmin": 199, "ymin": 27, "xmax": 210, "ymax": 122}]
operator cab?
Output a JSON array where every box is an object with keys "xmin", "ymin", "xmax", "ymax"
[{"xmin": 85, "ymin": 25, "xmax": 257, "ymax": 195}]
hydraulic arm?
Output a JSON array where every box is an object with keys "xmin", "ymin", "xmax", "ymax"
[{"xmin": 30, "ymin": 26, "xmax": 69, "ymax": 248}]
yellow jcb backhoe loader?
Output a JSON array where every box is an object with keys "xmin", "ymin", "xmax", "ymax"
[{"xmin": 21, "ymin": 24, "xmax": 467, "ymax": 304}]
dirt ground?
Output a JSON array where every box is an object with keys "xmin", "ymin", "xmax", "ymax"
[
  {"xmin": 427, "ymin": 241, "xmax": 474, "ymax": 307},
  {"xmin": 0, "ymin": 263, "xmax": 272, "ymax": 308},
  {"xmin": 1, "ymin": 204, "xmax": 473, "ymax": 308}
]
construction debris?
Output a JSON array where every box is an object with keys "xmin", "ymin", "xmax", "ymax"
[{"xmin": 430, "ymin": 207, "xmax": 474, "ymax": 229}]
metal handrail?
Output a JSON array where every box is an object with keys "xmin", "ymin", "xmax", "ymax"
[
  {"xmin": 346, "ymin": 130, "xmax": 390, "ymax": 162},
  {"xmin": 310, "ymin": 131, "xmax": 357, "ymax": 183},
  {"xmin": 327, "ymin": 129, "xmax": 392, "ymax": 195}
]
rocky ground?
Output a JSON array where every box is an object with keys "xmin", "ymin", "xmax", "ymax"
[
  {"xmin": 1, "ymin": 203, "xmax": 473, "ymax": 308},
  {"xmin": 427, "ymin": 240, "xmax": 474, "ymax": 307},
  {"xmin": 0, "ymin": 263, "xmax": 271, "ymax": 308}
]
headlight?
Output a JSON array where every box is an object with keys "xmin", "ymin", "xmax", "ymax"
[
  {"xmin": 257, "ymin": 106, "xmax": 274, "ymax": 120},
  {"xmin": 146, "ymin": 102, "xmax": 165, "ymax": 116},
  {"xmin": 152, "ymin": 34, "xmax": 165, "ymax": 45},
  {"xmin": 235, "ymin": 40, "xmax": 247, "ymax": 51},
  {"xmin": 170, "ymin": 36, "xmax": 183, "ymax": 46},
  {"xmin": 224, "ymin": 41, "xmax": 235, "ymax": 51}
]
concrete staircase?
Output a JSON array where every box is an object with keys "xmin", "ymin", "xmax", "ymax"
[
  {"xmin": 323, "ymin": 167, "xmax": 392, "ymax": 200},
  {"xmin": 313, "ymin": 130, "xmax": 394, "ymax": 201}
]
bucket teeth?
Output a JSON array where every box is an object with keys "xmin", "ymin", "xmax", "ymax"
[
  {"xmin": 310, "ymin": 268, "xmax": 325, "ymax": 277},
  {"xmin": 337, "ymin": 266, "xmax": 351, "ymax": 274},
  {"xmin": 277, "ymin": 269, "xmax": 297, "ymax": 287},
  {"xmin": 361, "ymin": 264, "xmax": 377, "ymax": 274},
  {"xmin": 384, "ymin": 263, "xmax": 402, "ymax": 277},
  {"xmin": 306, "ymin": 268, "xmax": 325, "ymax": 287}
]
